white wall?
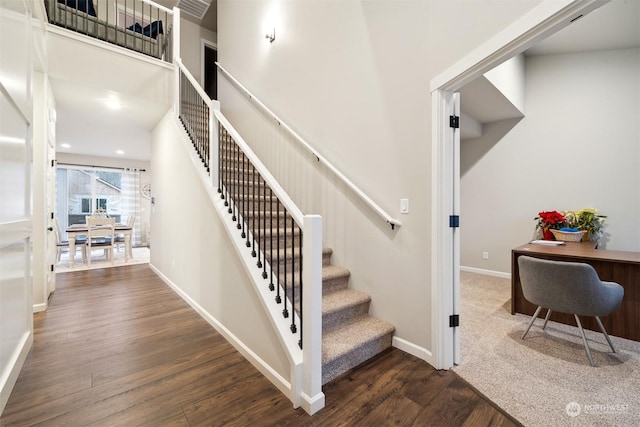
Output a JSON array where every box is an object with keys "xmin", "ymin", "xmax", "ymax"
[
  {"xmin": 0, "ymin": 3, "xmax": 34, "ymax": 415},
  {"xmin": 484, "ymin": 53, "xmax": 526, "ymax": 114},
  {"xmin": 461, "ymin": 48, "xmax": 640, "ymax": 273},
  {"xmin": 216, "ymin": 0, "xmax": 542, "ymax": 358},
  {"xmin": 180, "ymin": 17, "xmax": 216, "ymax": 84},
  {"xmin": 150, "ymin": 113, "xmax": 291, "ymax": 382}
]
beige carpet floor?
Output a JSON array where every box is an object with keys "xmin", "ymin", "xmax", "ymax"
[
  {"xmin": 56, "ymin": 246, "xmax": 150, "ymax": 273},
  {"xmin": 454, "ymin": 271, "xmax": 640, "ymax": 426}
]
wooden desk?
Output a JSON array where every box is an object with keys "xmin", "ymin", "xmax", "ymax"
[
  {"xmin": 512, "ymin": 242, "xmax": 640, "ymax": 341},
  {"xmin": 66, "ymin": 224, "xmax": 133, "ymax": 267}
]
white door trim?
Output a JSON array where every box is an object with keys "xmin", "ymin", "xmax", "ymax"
[
  {"xmin": 429, "ymin": 0, "xmax": 609, "ymax": 370},
  {"xmin": 200, "ymin": 38, "xmax": 218, "ymax": 89}
]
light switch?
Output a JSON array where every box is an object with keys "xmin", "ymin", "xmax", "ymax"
[{"xmin": 400, "ymin": 198, "xmax": 409, "ymax": 214}]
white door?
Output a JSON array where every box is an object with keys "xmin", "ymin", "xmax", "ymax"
[
  {"xmin": 432, "ymin": 89, "xmax": 461, "ymax": 369},
  {"xmin": 46, "ymin": 112, "xmax": 57, "ymax": 296},
  {"xmin": 451, "ymin": 92, "xmax": 461, "ymax": 365}
]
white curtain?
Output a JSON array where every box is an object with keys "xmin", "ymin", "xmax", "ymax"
[{"xmin": 121, "ymin": 169, "xmax": 144, "ymax": 247}]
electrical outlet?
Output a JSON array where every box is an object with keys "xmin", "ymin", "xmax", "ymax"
[{"xmin": 482, "ymin": 252, "xmax": 489, "ymax": 260}]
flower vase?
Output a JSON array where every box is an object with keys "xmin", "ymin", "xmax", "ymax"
[
  {"xmin": 542, "ymin": 229, "xmax": 554, "ymax": 240},
  {"xmin": 581, "ymin": 230, "xmax": 591, "ymax": 242}
]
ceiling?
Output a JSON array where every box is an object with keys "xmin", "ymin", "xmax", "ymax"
[{"xmin": 460, "ymin": 0, "xmax": 640, "ymax": 139}]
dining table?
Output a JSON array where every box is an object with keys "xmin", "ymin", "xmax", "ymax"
[{"xmin": 66, "ymin": 223, "xmax": 133, "ymax": 267}]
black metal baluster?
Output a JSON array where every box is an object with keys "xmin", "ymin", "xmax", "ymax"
[
  {"xmin": 231, "ymin": 141, "xmax": 238, "ymax": 222},
  {"xmin": 251, "ymin": 164, "xmax": 256, "ymax": 253},
  {"xmin": 275, "ymin": 200, "xmax": 281, "ymax": 304},
  {"xmin": 283, "ymin": 208, "xmax": 289, "ymax": 318},
  {"xmin": 299, "ymin": 230, "xmax": 303, "ymax": 348},
  {"xmin": 262, "ymin": 176, "xmax": 268, "ymax": 279},
  {"xmin": 224, "ymin": 131, "xmax": 230, "ymax": 207},
  {"xmin": 218, "ymin": 124, "xmax": 223, "ymax": 195},
  {"xmin": 239, "ymin": 153, "xmax": 245, "ymax": 234},
  {"xmin": 268, "ymin": 188, "xmax": 274, "ymax": 291},
  {"xmin": 225, "ymin": 135, "xmax": 233, "ymax": 214},
  {"xmin": 256, "ymin": 175, "xmax": 263, "ymax": 269},
  {"xmin": 290, "ymin": 218, "xmax": 296, "ymax": 333}
]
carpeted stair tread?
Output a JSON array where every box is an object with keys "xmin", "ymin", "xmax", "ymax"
[
  {"xmin": 265, "ymin": 246, "xmax": 332, "ymax": 262},
  {"xmin": 322, "ymin": 315, "xmax": 395, "ymax": 384},
  {"xmin": 323, "ymin": 289, "xmax": 370, "ymax": 315},
  {"xmin": 321, "ymin": 265, "xmax": 350, "ymax": 293},
  {"xmin": 272, "ymin": 264, "xmax": 349, "ymax": 291},
  {"xmin": 322, "ymin": 289, "xmax": 371, "ymax": 332}
]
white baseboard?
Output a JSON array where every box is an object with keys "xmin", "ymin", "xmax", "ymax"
[
  {"xmin": 0, "ymin": 331, "xmax": 33, "ymax": 416},
  {"xmin": 33, "ymin": 302, "xmax": 47, "ymax": 313},
  {"xmin": 392, "ymin": 336, "xmax": 434, "ymax": 366},
  {"xmin": 301, "ymin": 390, "xmax": 325, "ymax": 415},
  {"xmin": 148, "ymin": 263, "xmax": 295, "ymax": 405},
  {"xmin": 460, "ymin": 266, "xmax": 511, "ymax": 279}
]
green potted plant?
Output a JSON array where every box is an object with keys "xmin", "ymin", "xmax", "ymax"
[{"xmin": 563, "ymin": 208, "xmax": 606, "ymax": 241}]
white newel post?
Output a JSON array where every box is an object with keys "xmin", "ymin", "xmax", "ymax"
[
  {"xmin": 301, "ymin": 215, "xmax": 325, "ymax": 414},
  {"xmin": 172, "ymin": 7, "xmax": 180, "ymax": 61}
]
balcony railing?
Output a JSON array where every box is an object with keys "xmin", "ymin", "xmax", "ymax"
[{"xmin": 44, "ymin": 0, "xmax": 176, "ymax": 62}]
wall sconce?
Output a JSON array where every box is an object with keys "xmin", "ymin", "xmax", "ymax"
[{"xmin": 265, "ymin": 28, "xmax": 275, "ymax": 43}]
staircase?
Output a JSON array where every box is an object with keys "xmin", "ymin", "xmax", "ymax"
[
  {"xmin": 223, "ymin": 142, "xmax": 395, "ymax": 384},
  {"xmin": 179, "ymin": 109, "xmax": 395, "ymax": 384},
  {"xmin": 319, "ymin": 252, "xmax": 396, "ymax": 384}
]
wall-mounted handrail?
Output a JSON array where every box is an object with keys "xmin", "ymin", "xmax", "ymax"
[{"xmin": 216, "ymin": 63, "xmax": 402, "ymax": 230}]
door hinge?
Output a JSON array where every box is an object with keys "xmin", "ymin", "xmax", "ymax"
[
  {"xmin": 449, "ymin": 314, "xmax": 460, "ymax": 328},
  {"xmin": 449, "ymin": 115, "xmax": 459, "ymax": 129},
  {"xmin": 50, "ymin": 264, "xmax": 55, "ymax": 272},
  {"xmin": 449, "ymin": 215, "xmax": 460, "ymax": 228}
]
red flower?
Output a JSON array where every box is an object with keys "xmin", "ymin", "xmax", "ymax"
[{"xmin": 535, "ymin": 211, "xmax": 566, "ymax": 230}]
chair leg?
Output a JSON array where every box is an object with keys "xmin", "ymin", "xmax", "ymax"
[
  {"xmin": 595, "ymin": 316, "xmax": 617, "ymax": 353},
  {"xmin": 575, "ymin": 315, "xmax": 595, "ymax": 367},
  {"xmin": 522, "ymin": 306, "xmax": 543, "ymax": 339},
  {"xmin": 542, "ymin": 309, "xmax": 552, "ymax": 330}
]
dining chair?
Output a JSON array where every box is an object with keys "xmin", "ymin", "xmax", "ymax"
[
  {"xmin": 86, "ymin": 216, "xmax": 116, "ymax": 266},
  {"xmin": 115, "ymin": 215, "xmax": 135, "ymax": 254},
  {"xmin": 518, "ymin": 255, "xmax": 624, "ymax": 366},
  {"xmin": 54, "ymin": 218, "xmax": 86, "ymax": 262}
]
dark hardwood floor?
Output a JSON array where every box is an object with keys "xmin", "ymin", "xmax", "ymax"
[{"xmin": 1, "ymin": 264, "xmax": 520, "ymax": 426}]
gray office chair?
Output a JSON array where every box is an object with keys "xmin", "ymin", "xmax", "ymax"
[{"xmin": 518, "ymin": 256, "xmax": 624, "ymax": 366}]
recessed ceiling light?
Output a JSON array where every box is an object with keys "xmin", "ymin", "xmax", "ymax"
[
  {"xmin": 60, "ymin": 143, "xmax": 71, "ymax": 148},
  {"xmin": 116, "ymin": 150, "xmax": 125, "ymax": 155}
]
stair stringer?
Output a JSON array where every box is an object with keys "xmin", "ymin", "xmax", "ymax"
[{"xmin": 169, "ymin": 113, "xmax": 307, "ymax": 409}]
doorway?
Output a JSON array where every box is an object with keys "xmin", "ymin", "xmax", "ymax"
[
  {"xmin": 203, "ymin": 42, "xmax": 217, "ymax": 100},
  {"xmin": 430, "ymin": 0, "xmax": 606, "ymax": 370}
]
